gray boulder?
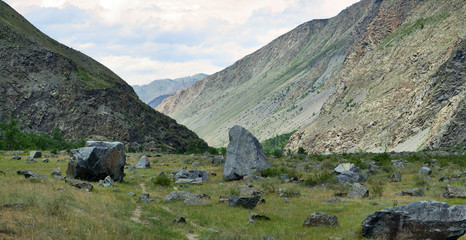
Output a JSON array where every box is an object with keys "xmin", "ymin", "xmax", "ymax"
[
  {"xmin": 362, "ymin": 201, "xmax": 466, "ymax": 240},
  {"xmin": 223, "ymin": 125, "xmax": 270, "ymax": 181},
  {"xmin": 396, "ymin": 188, "xmax": 425, "ymax": 197},
  {"xmin": 65, "ymin": 178, "xmax": 94, "ymax": 191},
  {"xmin": 391, "ymin": 171, "xmax": 402, "ymax": 182},
  {"xmin": 44, "ymin": 154, "xmax": 58, "ymax": 158},
  {"xmin": 419, "ymin": 167, "xmax": 432, "ymax": 175},
  {"xmin": 175, "ymin": 169, "xmax": 209, "ymax": 183},
  {"xmin": 335, "ymin": 170, "xmax": 365, "ymax": 184},
  {"xmin": 136, "ymin": 155, "xmax": 150, "ymax": 169},
  {"xmin": 324, "ymin": 197, "xmax": 348, "ymax": 203},
  {"xmin": 211, "ymin": 155, "xmax": 225, "ymax": 164},
  {"xmin": 228, "ymin": 196, "xmax": 261, "ymax": 209},
  {"xmin": 29, "ymin": 151, "xmax": 42, "ymax": 159},
  {"xmin": 175, "ymin": 178, "xmax": 203, "ymax": 185},
  {"xmin": 248, "ymin": 213, "xmax": 270, "ymax": 224},
  {"xmin": 334, "ymin": 163, "xmax": 355, "ymax": 173},
  {"xmin": 67, "ymin": 141, "xmax": 126, "ymax": 182},
  {"xmin": 442, "ymin": 185, "xmax": 466, "ymax": 199},
  {"xmin": 101, "ymin": 176, "xmax": 114, "ymax": 187},
  {"xmin": 348, "ymin": 183, "xmax": 369, "ymax": 198},
  {"xmin": 16, "ymin": 170, "xmax": 48, "ymax": 181},
  {"xmin": 11, "ymin": 155, "xmax": 21, "ymax": 160},
  {"xmin": 239, "ymin": 185, "xmax": 263, "ymax": 196},
  {"xmin": 303, "ymin": 212, "xmax": 339, "ymax": 227},
  {"xmin": 165, "ymin": 191, "xmax": 200, "ymax": 201},
  {"xmin": 41, "ymin": 158, "xmax": 49, "ymax": 163},
  {"xmin": 392, "ymin": 160, "xmax": 404, "ymax": 169},
  {"xmin": 51, "ymin": 168, "xmax": 61, "ymax": 177}
]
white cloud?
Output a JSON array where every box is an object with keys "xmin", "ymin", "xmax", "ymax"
[{"xmin": 4, "ymin": 0, "xmax": 361, "ymax": 85}]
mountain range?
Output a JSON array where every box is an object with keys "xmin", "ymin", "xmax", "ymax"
[
  {"xmin": 0, "ymin": 1, "xmax": 206, "ymax": 152},
  {"xmin": 157, "ymin": 0, "xmax": 465, "ymax": 153},
  {"xmin": 132, "ymin": 74, "xmax": 207, "ymax": 108}
]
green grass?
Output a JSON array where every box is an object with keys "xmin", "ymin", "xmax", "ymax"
[{"xmin": 0, "ymin": 150, "xmax": 465, "ymax": 239}]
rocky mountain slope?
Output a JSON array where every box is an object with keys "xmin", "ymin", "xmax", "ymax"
[
  {"xmin": 157, "ymin": 0, "xmax": 465, "ymax": 152},
  {"xmin": 0, "ymin": 1, "xmax": 206, "ymax": 151},
  {"xmin": 132, "ymin": 74, "xmax": 207, "ymax": 107}
]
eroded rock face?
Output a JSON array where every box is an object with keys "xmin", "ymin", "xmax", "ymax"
[
  {"xmin": 223, "ymin": 125, "xmax": 270, "ymax": 181},
  {"xmin": 67, "ymin": 141, "xmax": 125, "ymax": 182},
  {"xmin": 362, "ymin": 201, "xmax": 466, "ymax": 240}
]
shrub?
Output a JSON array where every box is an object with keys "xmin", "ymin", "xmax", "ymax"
[
  {"xmin": 297, "ymin": 147, "xmax": 306, "ymax": 155},
  {"xmin": 372, "ymin": 152, "xmax": 391, "ymax": 165},
  {"xmin": 279, "ymin": 186, "xmax": 301, "ymax": 198},
  {"xmin": 304, "ymin": 171, "xmax": 334, "ymax": 187},
  {"xmin": 152, "ymin": 173, "xmax": 172, "ymax": 187},
  {"xmin": 257, "ymin": 178, "xmax": 280, "ymax": 193},
  {"xmin": 229, "ymin": 187, "xmax": 239, "ymax": 196},
  {"xmin": 370, "ymin": 185, "xmax": 384, "ymax": 198}
]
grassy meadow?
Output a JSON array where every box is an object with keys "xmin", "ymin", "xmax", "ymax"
[{"xmin": 0, "ymin": 150, "xmax": 465, "ymax": 240}]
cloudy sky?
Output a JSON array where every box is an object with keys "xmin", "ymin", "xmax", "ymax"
[{"xmin": 5, "ymin": 0, "xmax": 359, "ymax": 85}]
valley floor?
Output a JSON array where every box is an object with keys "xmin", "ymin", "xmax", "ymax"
[{"xmin": 0, "ymin": 150, "xmax": 465, "ymax": 239}]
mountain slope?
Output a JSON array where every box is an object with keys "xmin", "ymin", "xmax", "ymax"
[
  {"xmin": 157, "ymin": 0, "xmax": 465, "ymax": 152},
  {"xmin": 132, "ymin": 74, "xmax": 207, "ymax": 105},
  {"xmin": 0, "ymin": 1, "xmax": 206, "ymax": 151}
]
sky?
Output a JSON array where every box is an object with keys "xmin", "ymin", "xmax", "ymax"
[{"xmin": 5, "ymin": 0, "xmax": 360, "ymax": 85}]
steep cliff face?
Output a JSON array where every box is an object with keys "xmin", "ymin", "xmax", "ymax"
[
  {"xmin": 0, "ymin": 2, "xmax": 206, "ymax": 151},
  {"xmin": 158, "ymin": 0, "xmax": 464, "ymax": 152},
  {"xmin": 286, "ymin": 0, "xmax": 465, "ymax": 153}
]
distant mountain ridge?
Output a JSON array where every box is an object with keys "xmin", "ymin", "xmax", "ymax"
[
  {"xmin": 0, "ymin": 1, "xmax": 207, "ymax": 152},
  {"xmin": 157, "ymin": 0, "xmax": 465, "ymax": 153},
  {"xmin": 132, "ymin": 74, "xmax": 207, "ymax": 107}
]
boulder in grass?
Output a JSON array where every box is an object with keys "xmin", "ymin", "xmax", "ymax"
[
  {"xmin": 228, "ymin": 196, "xmax": 261, "ymax": 209},
  {"xmin": 135, "ymin": 155, "xmax": 151, "ymax": 169},
  {"xmin": 362, "ymin": 201, "xmax": 466, "ymax": 240},
  {"xmin": 165, "ymin": 191, "xmax": 200, "ymax": 201},
  {"xmin": 175, "ymin": 169, "xmax": 209, "ymax": 182},
  {"xmin": 396, "ymin": 188, "xmax": 425, "ymax": 197},
  {"xmin": 303, "ymin": 212, "xmax": 339, "ymax": 227},
  {"xmin": 348, "ymin": 183, "xmax": 369, "ymax": 198},
  {"xmin": 391, "ymin": 171, "xmax": 402, "ymax": 182},
  {"xmin": 65, "ymin": 178, "xmax": 93, "ymax": 191},
  {"xmin": 223, "ymin": 125, "xmax": 270, "ymax": 181},
  {"xmin": 51, "ymin": 168, "xmax": 62, "ymax": 177},
  {"xmin": 67, "ymin": 141, "xmax": 125, "ymax": 182},
  {"xmin": 419, "ymin": 167, "xmax": 432, "ymax": 175},
  {"xmin": 16, "ymin": 170, "xmax": 48, "ymax": 181},
  {"xmin": 101, "ymin": 176, "xmax": 114, "ymax": 187},
  {"xmin": 29, "ymin": 151, "xmax": 42, "ymax": 159},
  {"xmin": 442, "ymin": 185, "xmax": 466, "ymax": 199}
]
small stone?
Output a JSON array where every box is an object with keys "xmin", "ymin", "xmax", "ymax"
[
  {"xmin": 324, "ymin": 197, "xmax": 348, "ymax": 203},
  {"xmin": 102, "ymin": 176, "xmax": 114, "ymax": 187},
  {"xmin": 173, "ymin": 217, "xmax": 186, "ymax": 224},
  {"xmin": 3, "ymin": 202, "xmax": 24, "ymax": 209},
  {"xmin": 396, "ymin": 188, "xmax": 425, "ymax": 197},
  {"xmin": 249, "ymin": 213, "xmax": 270, "ymax": 222},
  {"xmin": 136, "ymin": 155, "xmax": 151, "ymax": 169},
  {"xmin": 65, "ymin": 178, "xmax": 93, "ymax": 191},
  {"xmin": 113, "ymin": 189, "xmax": 120, "ymax": 192},
  {"xmin": 348, "ymin": 183, "xmax": 369, "ymax": 198},
  {"xmin": 263, "ymin": 236, "xmax": 278, "ymax": 240},
  {"xmin": 139, "ymin": 193, "xmax": 150, "ymax": 199},
  {"xmin": 128, "ymin": 192, "xmax": 136, "ymax": 196},
  {"xmin": 442, "ymin": 185, "xmax": 466, "ymax": 199},
  {"xmin": 147, "ymin": 217, "xmax": 160, "ymax": 221},
  {"xmin": 228, "ymin": 196, "xmax": 261, "ymax": 209},
  {"xmin": 391, "ymin": 171, "xmax": 402, "ymax": 182},
  {"xmin": 51, "ymin": 168, "xmax": 62, "ymax": 177},
  {"xmin": 11, "ymin": 155, "xmax": 21, "ymax": 160},
  {"xmin": 419, "ymin": 167, "xmax": 432, "ymax": 175},
  {"xmin": 219, "ymin": 196, "xmax": 229, "ymax": 204}
]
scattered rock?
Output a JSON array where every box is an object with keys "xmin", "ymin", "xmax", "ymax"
[
  {"xmin": 173, "ymin": 217, "xmax": 186, "ymax": 224},
  {"xmin": 362, "ymin": 201, "xmax": 466, "ymax": 240},
  {"xmin": 59, "ymin": 150, "xmax": 68, "ymax": 155},
  {"xmin": 263, "ymin": 236, "xmax": 278, "ymax": 240},
  {"xmin": 391, "ymin": 171, "xmax": 402, "ymax": 182},
  {"xmin": 442, "ymin": 185, "xmax": 466, "ymax": 199},
  {"xmin": 29, "ymin": 151, "xmax": 42, "ymax": 159},
  {"xmin": 211, "ymin": 155, "xmax": 225, "ymax": 164},
  {"xmin": 140, "ymin": 197, "xmax": 154, "ymax": 202},
  {"xmin": 128, "ymin": 192, "xmax": 136, "ymax": 196},
  {"xmin": 139, "ymin": 193, "xmax": 150, "ymax": 198},
  {"xmin": 392, "ymin": 160, "xmax": 404, "ymax": 169},
  {"xmin": 65, "ymin": 178, "xmax": 93, "ymax": 191},
  {"xmin": 347, "ymin": 183, "xmax": 369, "ymax": 198},
  {"xmin": 44, "ymin": 154, "xmax": 58, "ymax": 158},
  {"xmin": 51, "ymin": 168, "xmax": 61, "ymax": 177},
  {"xmin": 41, "ymin": 158, "xmax": 49, "ymax": 163},
  {"xmin": 228, "ymin": 196, "xmax": 261, "ymax": 209},
  {"xmin": 175, "ymin": 169, "xmax": 209, "ymax": 184},
  {"xmin": 184, "ymin": 199, "xmax": 210, "ymax": 205},
  {"xmin": 334, "ymin": 163, "xmax": 354, "ymax": 173},
  {"xmin": 438, "ymin": 176, "xmax": 450, "ymax": 182},
  {"xmin": 135, "ymin": 155, "xmax": 150, "ymax": 169},
  {"xmin": 219, "ymin": 196, "xmax": 230, "ymax": 204},
  {"xmin": 396, "ymin": 188, "xmax": 425, "ymax": 197},
  {"xmin": 113, "ymin": 189, "xmax": 120, "ymax": 192},
  {"xmin": 0, "ymin": 170, "xmax": 5, "ymax": 175},
  {"xmin": 11, "ymin": 155, "xmax": 21, "ymax": 160},
  {"xmin": 101, "ymin": 176, "xmax": 114, "ymax": 187},
  {"xmin": 223, "ymin": 125, "xmax": 270, "ymax": 181},
  {"xmin": 303, "ymin": 212, "xmax": 339, "ymax": 227},
  {"xmin": 203, "ymin": 152, "xmax": 213, "ymax": 158},
  {"xmin": 54, "ymin": 176, "xmax": 66, "ymax": 180},
  {"xmin": 324, "ymin": 197, "xmax": 348, "ymax": 203},
  {"xmin": 419, "ymin": 167, "xmax": 432, "ymax": 175},
  {"xmin": 147, "ymin": 217, "xmax": 160, "ymax": 221},
  {"xmin": 2, "ymin": 202, "xmax": 24, "ymax": 209},
  {"xmin": 16, "ymin": 170, "xmax": 48, "ymax": 181},
  {"xmin": 67, "ymin": 141, "xmax": 126, "ymax": 182},
  {"xmin": 165, "ymin": 191, "xmax": 200, "ymax": 201},
  {"xmin": 239, "ymin": 185, "xmax": 263, "ymax": 196},
  {"xmin": 191, "ymin": 162, "xmax": 200, "ymax": 167},
  {"xmin": 248, "ymin": 213, "xmax": 270, "ymax": 224},
  {"xmin": 129, "ymin": 165, "xmax": 135, "ymax": 172}
]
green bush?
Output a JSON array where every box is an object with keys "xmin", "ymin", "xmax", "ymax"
[
  {"xmin": 261, "ymin": 131, "xmax": 296, "ymax": 156},
  {"xmin": 152, "ymin": 173, "xmax": 172, "ymax": 187},
  {"xmin": 372, "ymin": 152, "xmax": 391, "ymax": 165},
  {"xmin": 304, "ymin": 171, "xmax": 335, "ymax": 186},
  {"xmin": 297, "ymin": 147, "xmax": 306, "ymax": 155},
  {"xmin": 370, "ymin": 185, "xmax": 384, "ymax": 198},
  {"xmin": 257, "ymin": 178, "xmax": 280, "ymax": 193}
]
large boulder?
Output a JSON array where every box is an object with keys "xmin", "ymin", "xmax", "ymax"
[
  {"xmin": 65, "ymin": 178, "xmax": 94, "ymax": 191},
  {"xmin": 66, "ymin": 141, "xmax": 126, "ymax": 182},
  {"xmin": 348, "ymin": 183, "xmax": 369, "ymax": 198},
  {"xmin": 362, "ymin": 201, "xmax": 466, "ymax": 240},
  {"xmin": 334, "ymin": 164, "xmax": 366, "ymax": 184},
  {"xmin": 135, "ymin": 155, "xmax": 150, "ymax": 169},
  {"xmin": 442, "ymin": 185, "xmax": 466, "ymax": 199},
  {"xmin": 29, "ymin": 151, "xmax": 42, "ymax": 159},
  {"xmin": 16, "ymin": 170, "xmax": 48, "ymax": 181},
  {"xmin": 175, "ymin": 169, "xmax": 209, "ymax": 182},
  {"xmin": 228, "ymin": 196, "xmax": 261, "ymax": 209},
  {"xmin": 223, "ymin": 125, "xmax": 270, "ymax": 181},
  {"xmin": 165, "ymin": 191, "xmax": 201, "ymax": 201}
]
